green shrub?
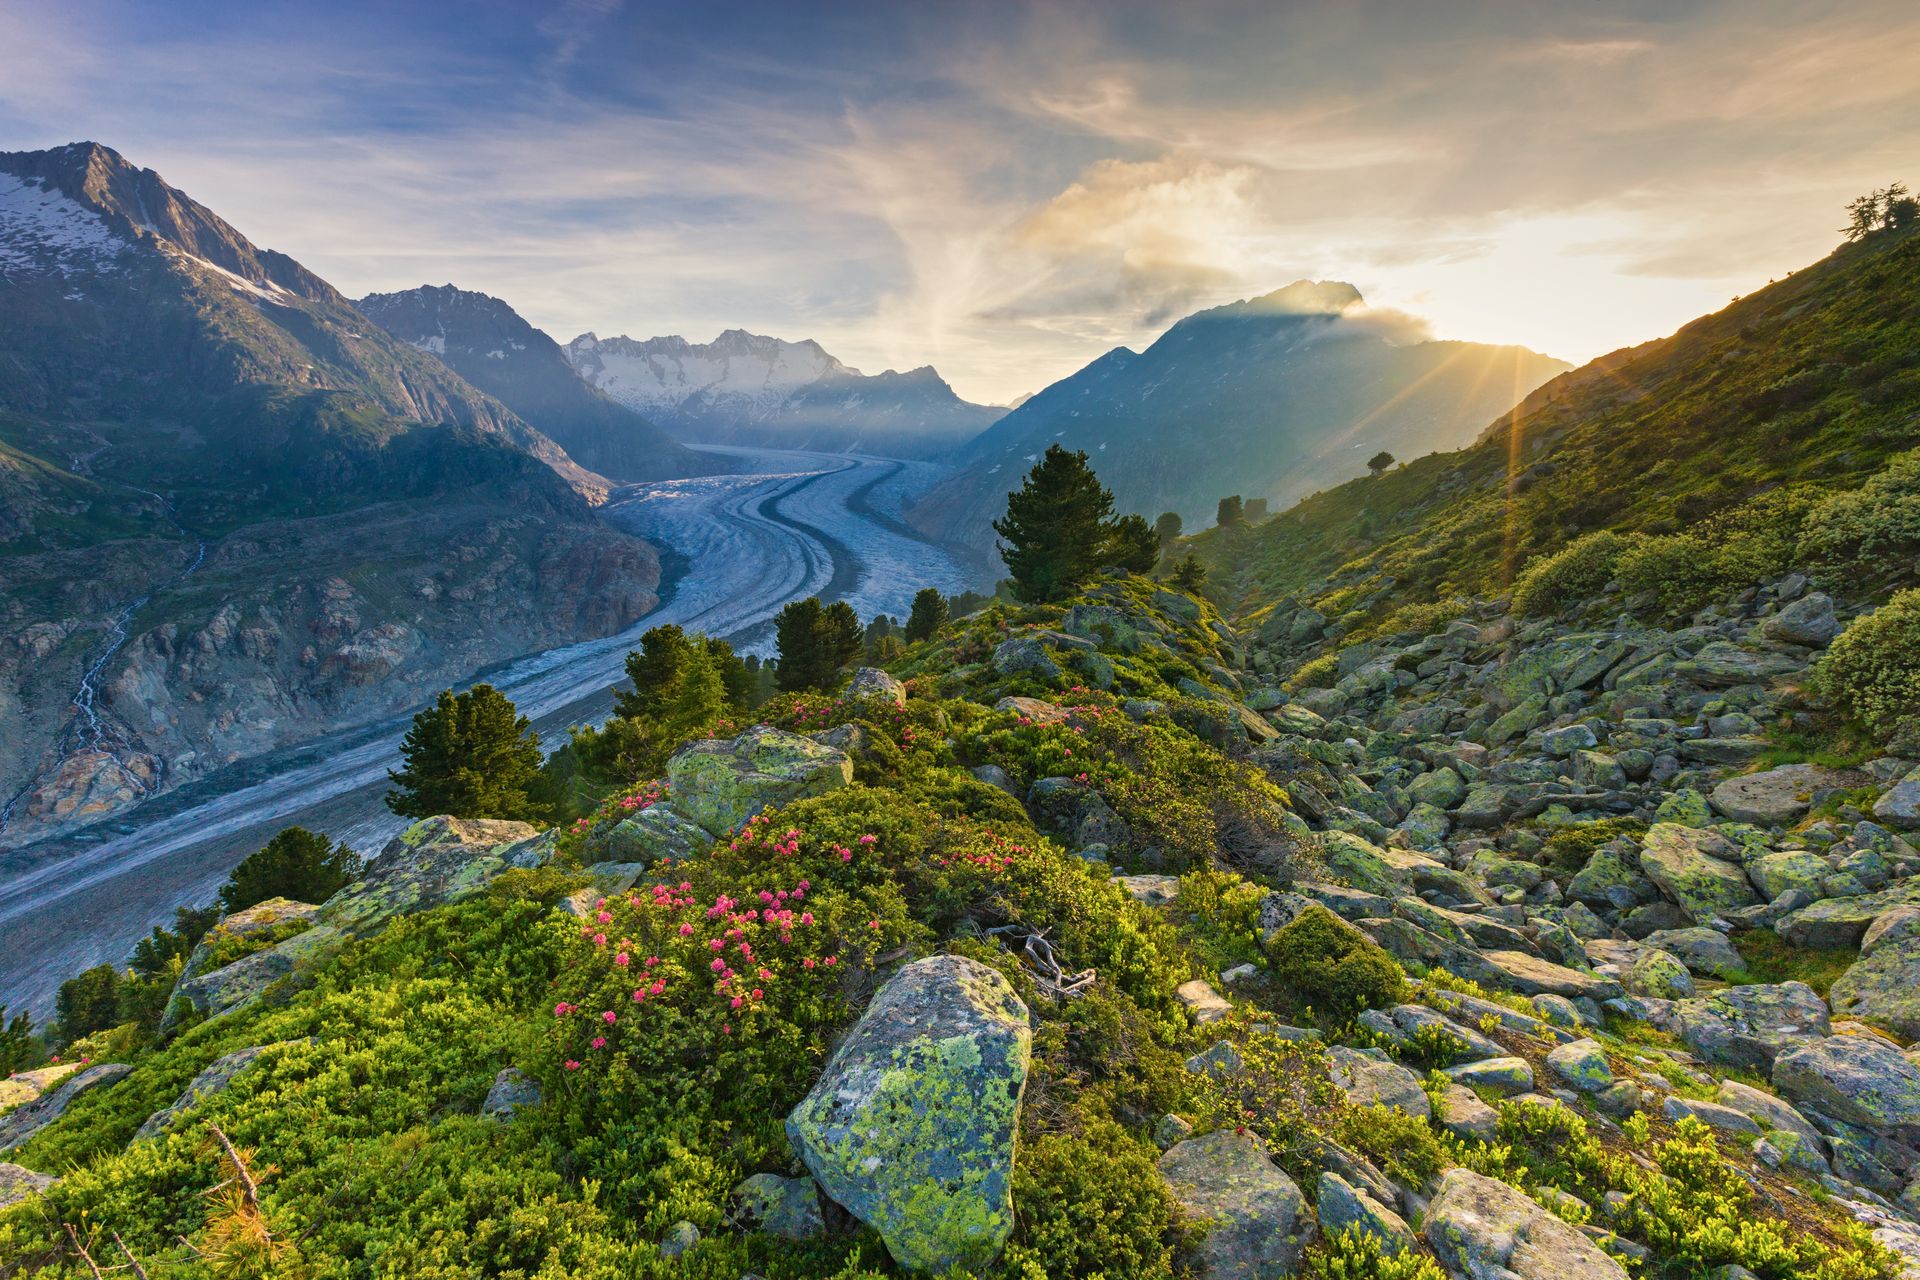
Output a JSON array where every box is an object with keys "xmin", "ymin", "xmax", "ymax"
[
  {"xmin": 1817, "ymin": 590, "xmax": 1920, "ymax": 740},
  {"xmin": 1005, "ymin": 1120, "xmax": 1176, "ymax": 1278},
  {"xmin": 1335, "ymin": 1103, "xmax": 1447, "ymax": 1188},
  {"xmin": 1288, "ymin": 653, "xmax": 1341, "ymax": 690},
  {"xmin": 1511, "ymin": 531, "xmax": 1629, "ymax": 616},
  {"xmin": 1802, "ymin": 448, "xmax": 1920, "ymax": 570},
  {"xmin": 1306, "ymin": 1226, "xmax": 1445, "ymax": 1280},
  {"xmin": 1265, "ymin": 906, "xmax": 1406, "ymax": 1017}
]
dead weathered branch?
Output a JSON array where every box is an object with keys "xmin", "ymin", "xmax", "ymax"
[{"xmin": 985, "ymin": 923, "xmax": 1096, "ymax": 998}]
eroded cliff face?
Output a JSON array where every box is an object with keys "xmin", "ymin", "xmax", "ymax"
[{"xmin": 0, "ymin": 504, "xmax": 658, "ymax": 839}]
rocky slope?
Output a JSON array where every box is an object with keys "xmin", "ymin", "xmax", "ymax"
[
  {"xmin": 909, "ymin": 281, "xmax": 1568, "ymax": 557},
  {"xmin": 8, "ymin": 577, "xmax": 1920, "ymax": 1277},
  {"xmin": 0, "ymin": 143, "xmax": 664, "ymax": 839},
  {"xmin": 566, "ymin": 328, "xmax": 1002, "ymax": 458},
  {"xmin": 356, "ymin": 284, "xmax": 713, "ymax": 482}
]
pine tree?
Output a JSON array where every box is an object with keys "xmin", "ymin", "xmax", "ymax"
[
  {"xmin": 54, "ymin": 964, "xmax": 123, "ymax": 1044},
  {"xmin": 1103, "ymin": 513, "xmax": 1160, "ymax": 572},
  {"xmin": 614, "ymin": 625, "xmax": 705, "ymax": 723},
  {"xmin": 993, "ymin": 444, "xmax": 1117, "ymax": 603},
  {"xmin": 1216, "ymin": 495, "xmax": 1244, "ymax": 528},
  {"xmin": 386, "ymin": 684, "xmax": 544, "ymax": 820},
  {"xmin": 1154, "ymin": 511, "xmax": 1183, "ymax": 552},
  {"xmin": 775, "ymin": 597, "xmax": 864, "ymax": 690},
  {"xmin": 904, "ymin": 587, "xmax": 949, "ymax": 642},
  {"xmin": 704, "ymin": 636, "xmax": 754, "ymax": 711},
  {"xmin": 218, "ymin": 827, "xmax": 365, "ymax": 914},
  {"xmin": 1172, "ymin": 555, "xmax": 1208, "ymax": 590},
  {"xmin": 0, "ymin": 1005, "xmax": 36, "ymax": 1076},
  {"xmin": 1367, "ymin": 450, "xmax": 1396, "ymax": 475}
]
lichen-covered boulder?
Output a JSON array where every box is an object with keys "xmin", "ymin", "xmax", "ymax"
[
  {"xmin": 1830, "ymin": 924, "xmax": 1920, "ymax": 1041},
  {"xmin": 1625, "ymin": 947, "xmax": 1695, "ymax": 1000},
  {"xmin": 1445, "ymin": 1057, "xmax": 1534, "ymax": 1097},
  {"xmin": 1159, "ymin": 1130, "xmax": 1314, "ymax": 1278},
  {"xmin": 0, "ymin": 1063, "xmax": 131, "ymax": 1153},
  {"xmin": 1327, "ymin": 1046, "xmax": 1431, "ymax": 1119},
  {"xmin": 1670, "ymin": 982, "xmax": 1830, "ymax": 1073},
  {"xmin": 730, "ymin": 1172, "xmax": 825, "ymax": 1240},
  {"xmin": 786, "ymin": 954, "xmax": 1030, "ymax": 1273},
  {"xmin": 0, "ymin": 1063, "xmax": 79, "ymax": 1114},
  {"xmin": 1639, "ymin": 927, "xmax": 1745, "ymax": 980},
  {"xmin": 1317, "ymin": 1171, "xmax": 1413, "ymax": 1255},
  {"xmin": 132, "ymin": 1042, "xmax": 294, "ymax": 1142},
  {"xmin": 1709, "ymin": 764, "xmax": 1830, "ymax": 827},
  {"xmin": 1780, "ymin": 881, "xmax": 1920, "ymax": 950},
  {"xmin": 1480, "ymin": 950, "xmax": 1621, "ymax": 1002},
  {"xmin": 1637, "ymin": 824, "xmax": 1758, "ymax": 923},
  {"xmin": 482, "ymin": 1067, "xmax": 543, "ymax": 1120},
  {"xmin": 321, "ymin": 817, "xmax": 551, "ymax": 938},
  {"xmin": 1749, "ymin": 851, "xmax": 1830, "ymax": 902},
  {"xmin": 1546, "ymin": 1039, "xmax": 1613, "ymax": 1093},
  {"xmin": 1424, "ymin": 1168, "xmax": 1628, "ymax": 1280},
  {"xmin": 584, "ymin": 803, "xmax": 712, "ymax": 865},
  {"xmin": 1773, "ymin": 1035, "xmax": 1920, "ymax": 1130},
  {"xmin": 176, "ymin": 897, "xmax": 319, "ymax": 986},
  {"xmin": 0, "ymin": 1162, "xmax": 58, "ymax": 1210},
  {"xmin": 991, "ymin": 636, "xmax": 1061, "ymax": 680},
  {"xmin": 846, "ymin": 667, "xmax": 908, "ymax": 707},
  {"xmin": 667, "ymin": 726, "xmax": 853, "ymax": 837}
]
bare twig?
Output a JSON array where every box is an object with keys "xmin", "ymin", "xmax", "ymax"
[
  {"xmin": 112, "ymin": 1230, "xmax": 150, "ymax": 1280},
  {"xmin": 207, "ymin": 1124, "xmax": 261, "ymax": 1210},
  {"xmin": 63, "ymin": 1223, "xmax": 105, "ymax": 1280}
]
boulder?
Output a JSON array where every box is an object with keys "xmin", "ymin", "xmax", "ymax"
[
  {"xmin": 176, "ymin": 897, "xmax": 319, "ymax": 986},
  {"xmin": 132, "ymin": 1043, "xmax": 289, "ymax": 1142},
  {"xmin": 786, "ymin": 954, "xmax": 1030, "ymax": 1274},
  {"xmin": 847, "ymin": 666, "xmax": 907, "ymax": 707},
  {"xmin": 1436, "ymin": 1083, "xmax": 1501, "ymax": 1142},
  {"xmin": 1670, "ymin": 982, "xmax": 1830, "ymax": 1073},
  {"xmin": 993, "ymin": 696, "xmax": 1067, "ymax": 726},
  {"xmin": 590, "ymin": 804, "xmax": 712, "ymax": 866},
  {"xmin": 1639, "ymin": 927, "xmax": 1746, "ymax": 980},
  {"xmin": 1545, "ymin": 1039, "xmax": 1613, "ymax": 1093},
  {"xmin": 1327, "ymin": 1047, "xmax": 1430, "ymax": 1120},
  {"xmin": 1831, "ymin": 929, "xmax": 1920, "ymax": 1041},
  {"xmin": 1317, "ymin": 1171, "xmax": 1413, "ymax": 1255},
  {"xmin": 1749, "ymin": 851, "xmax": 1830, "ymax": 902},
  {"xmin": 1661, "ymin": 1095, "xmax": 1760, "ymax": 1136},
  {"xmin": 0, "ymin": 1162, "xmax": 58, "ymax": 1210},
  {"xmin": 1763, "ymin": 592, "xmax": 1840, "ymax": 647},
  {"xmin": 1715, "ymin": 1080, "xmax": 1827, "ymax": 1155},
  {"xmin": 667, "ymin": 727, "xmax": 854, "ymax": 837},
  {"xmin": 0, "ymin": 1063, "xmax": 131, "ymax": 1153},
  {"xmin": 1113, "ymin": 874, "xmax": 1182, "ymax": 905},
  {"xmin": 1176, "ymin": 980, "xmax": 1233, "ymax": 1025},
  {"xmin": 1480, "ymin": 950, "xmax": 1621, "ymax": 1002},
  {"xmin": 1159, "ymin": 1130, "xmax": 1314, "ymax": 1278},
  {"xmin": 1876, "ymin": 781, "xmax": 1920, "ymax": 832},
  {"xmin": 730, "ymin": 1172, "xmax": 825, "ymax": 1240},
  {"xmin": 320, "ymin": 817, "xmax": 551, "ymax": 939},
  {"xmin": 1424, "ymin": 1168, "xmax": 1628, "ymax": 1280},
  {"xmin": 0, "ymin": 1063, "xmax": 79, "ymax": 1113},
  {"xmin": 1779, "ymin": 882, "xmax": 1920, "ymax": 950},
  {"xmin": 1446, "ymin": 1057, "xmax": 1535, "ymax": 1097},
  {"xmin": 1625, "ymin": 948, "xmax": 1695, "ymax": 1000},
  {"xmin": 1710, "ymin": 764, "xmax": 1828, "ymax": 827},
  {"xmin": 1637, "ymin": 824, "xmax": 1758, "ymax": 923},
  {"xmin": 1773, "ymin": 1035, "xmax": 1920, "ymax": 1130},
  {"xmin": 991, "ymin": 636, "xmax": 1061, "ymax": 680},
  {"xmin": 482, "ymin": 1067, "xmax": 543, "ymax": 1120}
]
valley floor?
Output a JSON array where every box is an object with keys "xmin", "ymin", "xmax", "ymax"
[{"xmin": 0, "ymin": 447, "xmax": 976, "ymax": 1018}]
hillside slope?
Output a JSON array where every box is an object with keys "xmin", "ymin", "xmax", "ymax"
[
  {"xmin": 1199, "ymin": 227, "xmax": 1920, "ymax": 634},
  {"xmin": 0, "ymin": 144, "xmax": 661, "ymax": 839},
  {"xmin": 910, "ymin": 281, "xmax": 1567, "ymax": 557},
  {"xmin": 357, "ymin": 284, "xmax": 714, "ymax": 482}
]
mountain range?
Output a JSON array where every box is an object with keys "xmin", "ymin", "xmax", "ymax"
[
  {"xmin": 909, "ymin": 281, "xmax": 1568, "ymax": 556},
  {"xmin": 356, "ymin": 284, "xmax": 712, "ymax": 482},
  {"xmin": 0, "ymin": 143, "xmax": 668, "ymax": 838},
  {"xmin": 566, "ymin": 329, "xmax": 1003, "ymax": 458}
]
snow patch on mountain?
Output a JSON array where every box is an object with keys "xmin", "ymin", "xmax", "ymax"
[
  {"xmin": 0, "ymin": 173, "xmax": 130, "ymax": 278},
  {"xmin": 567, "ymin": 329, "xmax": 852, "ymax": 419}
]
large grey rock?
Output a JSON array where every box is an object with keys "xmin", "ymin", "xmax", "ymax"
[
  {"xmin": 133, "ymin": 1043, "xmax": 291, "ymax": 1142},
  {"xmin": 991, "ymin": 636, "xmax": 1062, "ymax": 680},
  {"xmin": 1763, "ymin": 592, "xmax": 1840, "ymax": 647},
  {"xmin": 1424, "ymin": 1167, "xmax": 1628, "ymax": 1279},
  {"xmin": 1480, "ymin": 950, "xmax": 1621, "ymax": 1002},
  {"xmin": 1327, "ymin": 1046, "xmax": 1430, "ymax": 1120},
  {"xmin": 1779, "ymin": 881, "xmax": 1920, "ymax": 950},
  {"xmin": 1715, "ymin": 1080, "xmax": 1827, "ymax": 1155},
  {"xmin": 1159, "ymin": 1130, "xmax": 1314, "ymax": 1278},
  {"xmin": 846, "ymin": 666, "xmax": 907, "ymax": 707},
  {"xmin": 1545, "ymin": 1039, "xmax": 1613, "ymax": 1093},
  {"xmin": 321, "ymin": 817, "xmax": 552, "ymax": 938},
  {"xmin": 1831, "ymin": 921, "xmax": 1920, "ymax": 1041},
  {"xmin": 1710, "ymin": 764, "xmax": 1830, "ymax": 827},
  {"xmin": 1670, "ymin": 982, "xmax": 1830, "ymax": 1073},
  {"xmin": 482, "ymin": 1067, "xmax": 543, "ymax": 1120},
  {"xmin": 667, "ymin": 727, "xmax": 854, "ymax": 837},
  {"xmin": 1773, "ymin": 1035, "xmax": 1920, "ymax": 1130},
  {"xmin": 588, "ymin": 804, "xmax": 712, "ymax": 866},
  {"xmin": 1637, "ymin": 824, "xmax": 1758, "ymax": 923},
  {"xmin": 1876, "ymin": 781, "xmax": 1920, "ymax": 832},
  {"xmin": 786, "ymin": 954, "xmax": 1030, "ymax": 1274},
  {"xmin": 1624, "ymin": 947, "xmax": 1695, "ymax": 1000},
  {"xmin": 0, "ymin": 1162, "xmax": 58, "ymax": 1210},
  {"xmin": 1317, "ymin": 1171, "xmax": 1413, "ymax": 1255},
  {"xmin": 175, "ymin": 897, "xmax": 320, "ymax": 986},
  {"xmin": 0, "ymin": 1063, "xmax": 132, "ymax": 1153},
  {"xmin": 730, "ymin": 1172, "xmax": 825, "ymax": 1240}
]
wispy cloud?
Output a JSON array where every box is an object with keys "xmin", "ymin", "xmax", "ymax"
[{"xmin": 3, "ymin": 0, "xmax": 1919, "ymax": 403}]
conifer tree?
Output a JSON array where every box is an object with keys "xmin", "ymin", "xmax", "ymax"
[
  {"xmin": 1103, "ymin": 513, "xmax": 1160, "ymax": 572},
  {"xmin": 993, "ymin": 444, "xmax": 1117, "ymax": 603},
  {"xmin": 386, "ymin": 683, "xmax": 544, "ymax": 820},
  {"xmin": 904, "ymin": 587, "xmax": 949, "ymax": 642},
  {"xmin": 775, "ymin": 597, "xmax": 864, "ymax": 690},
  {"xmin": 218, "ymin": 827, "xmax": 365, "ymax": 914},
  {"xmin": 1216, "ymin": 495, "xmax": 1244, "ymax": 528},
  {"xmin": 1172, "ymin": 555, "xmax": 1208, "ymax": 590},
  {"xmin": 1154, "ymin": 511, "xmax": 1183, "ymax": 551}
]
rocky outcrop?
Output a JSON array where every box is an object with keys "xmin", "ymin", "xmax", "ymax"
[
  {"xmin": 1158, "ymin": 1130, "xmax": 1314, "ymax": 1278},
  {"xmin": 0, "ymin": 1063, "xmax": 132, "ymax": 1153},
  {"xmin": 1424, "ymin": 1167, "xmax": 1628, "ymax": 1280},
  {"xmin": 786, "ymin": 954, "xmax": 1030, "ymax": 1274},
  {"xmin": 0, "ymin": 1162, "xmax": 58, "ymax": 1210},
  {"xmin": 665, "ymin": 727, "xmax": 853, "ymax": 837},
  {"xmin": 132, "ymin": 1042, "xmax": 292, "ymax": 1141}
]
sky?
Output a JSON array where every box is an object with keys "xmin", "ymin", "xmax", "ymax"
[{"xmin": 3, "ymin": 0, "xmax": 1919, "ymax": 405}]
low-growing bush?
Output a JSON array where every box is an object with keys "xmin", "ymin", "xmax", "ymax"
[
  {"xmin": 1802, "ymin": 447, "xmax": 1920, "ymax": 571},
  {"xmin": 1512, "ymin": 531, "xmax": 1629, "ymax": 617},
  {"xmin": 1005, "ymin": 1120, "xmax": 1177, "ymax": 1278},
  {"xmin": 1306, "ymin": 1226, "xmax": 1445, "ymax": 1280},
  {"xmin": 1817, "ymin": 590, "xmax": 1920, "ymax": 741},
  {"xmin": 1265, "ymin": 906, "xmax": 1406, "ymax": 1018},
  {"xmin": 1288, "ymin": 653, "xmax": 1341, "ymax": 690}
]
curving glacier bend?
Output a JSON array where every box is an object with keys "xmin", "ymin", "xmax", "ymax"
[{"xmin": 0, "ymin": 448, "xmax": 977, "ymax": 1017}]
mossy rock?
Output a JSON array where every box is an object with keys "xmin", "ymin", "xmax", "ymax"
[
  {"xmin": 786, "ymin": 953, "xmax": 1031, "ymax": 1274},
  {"xmin": 666, "ymin": 726, "xmax": 853, "ymax": 837}
]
